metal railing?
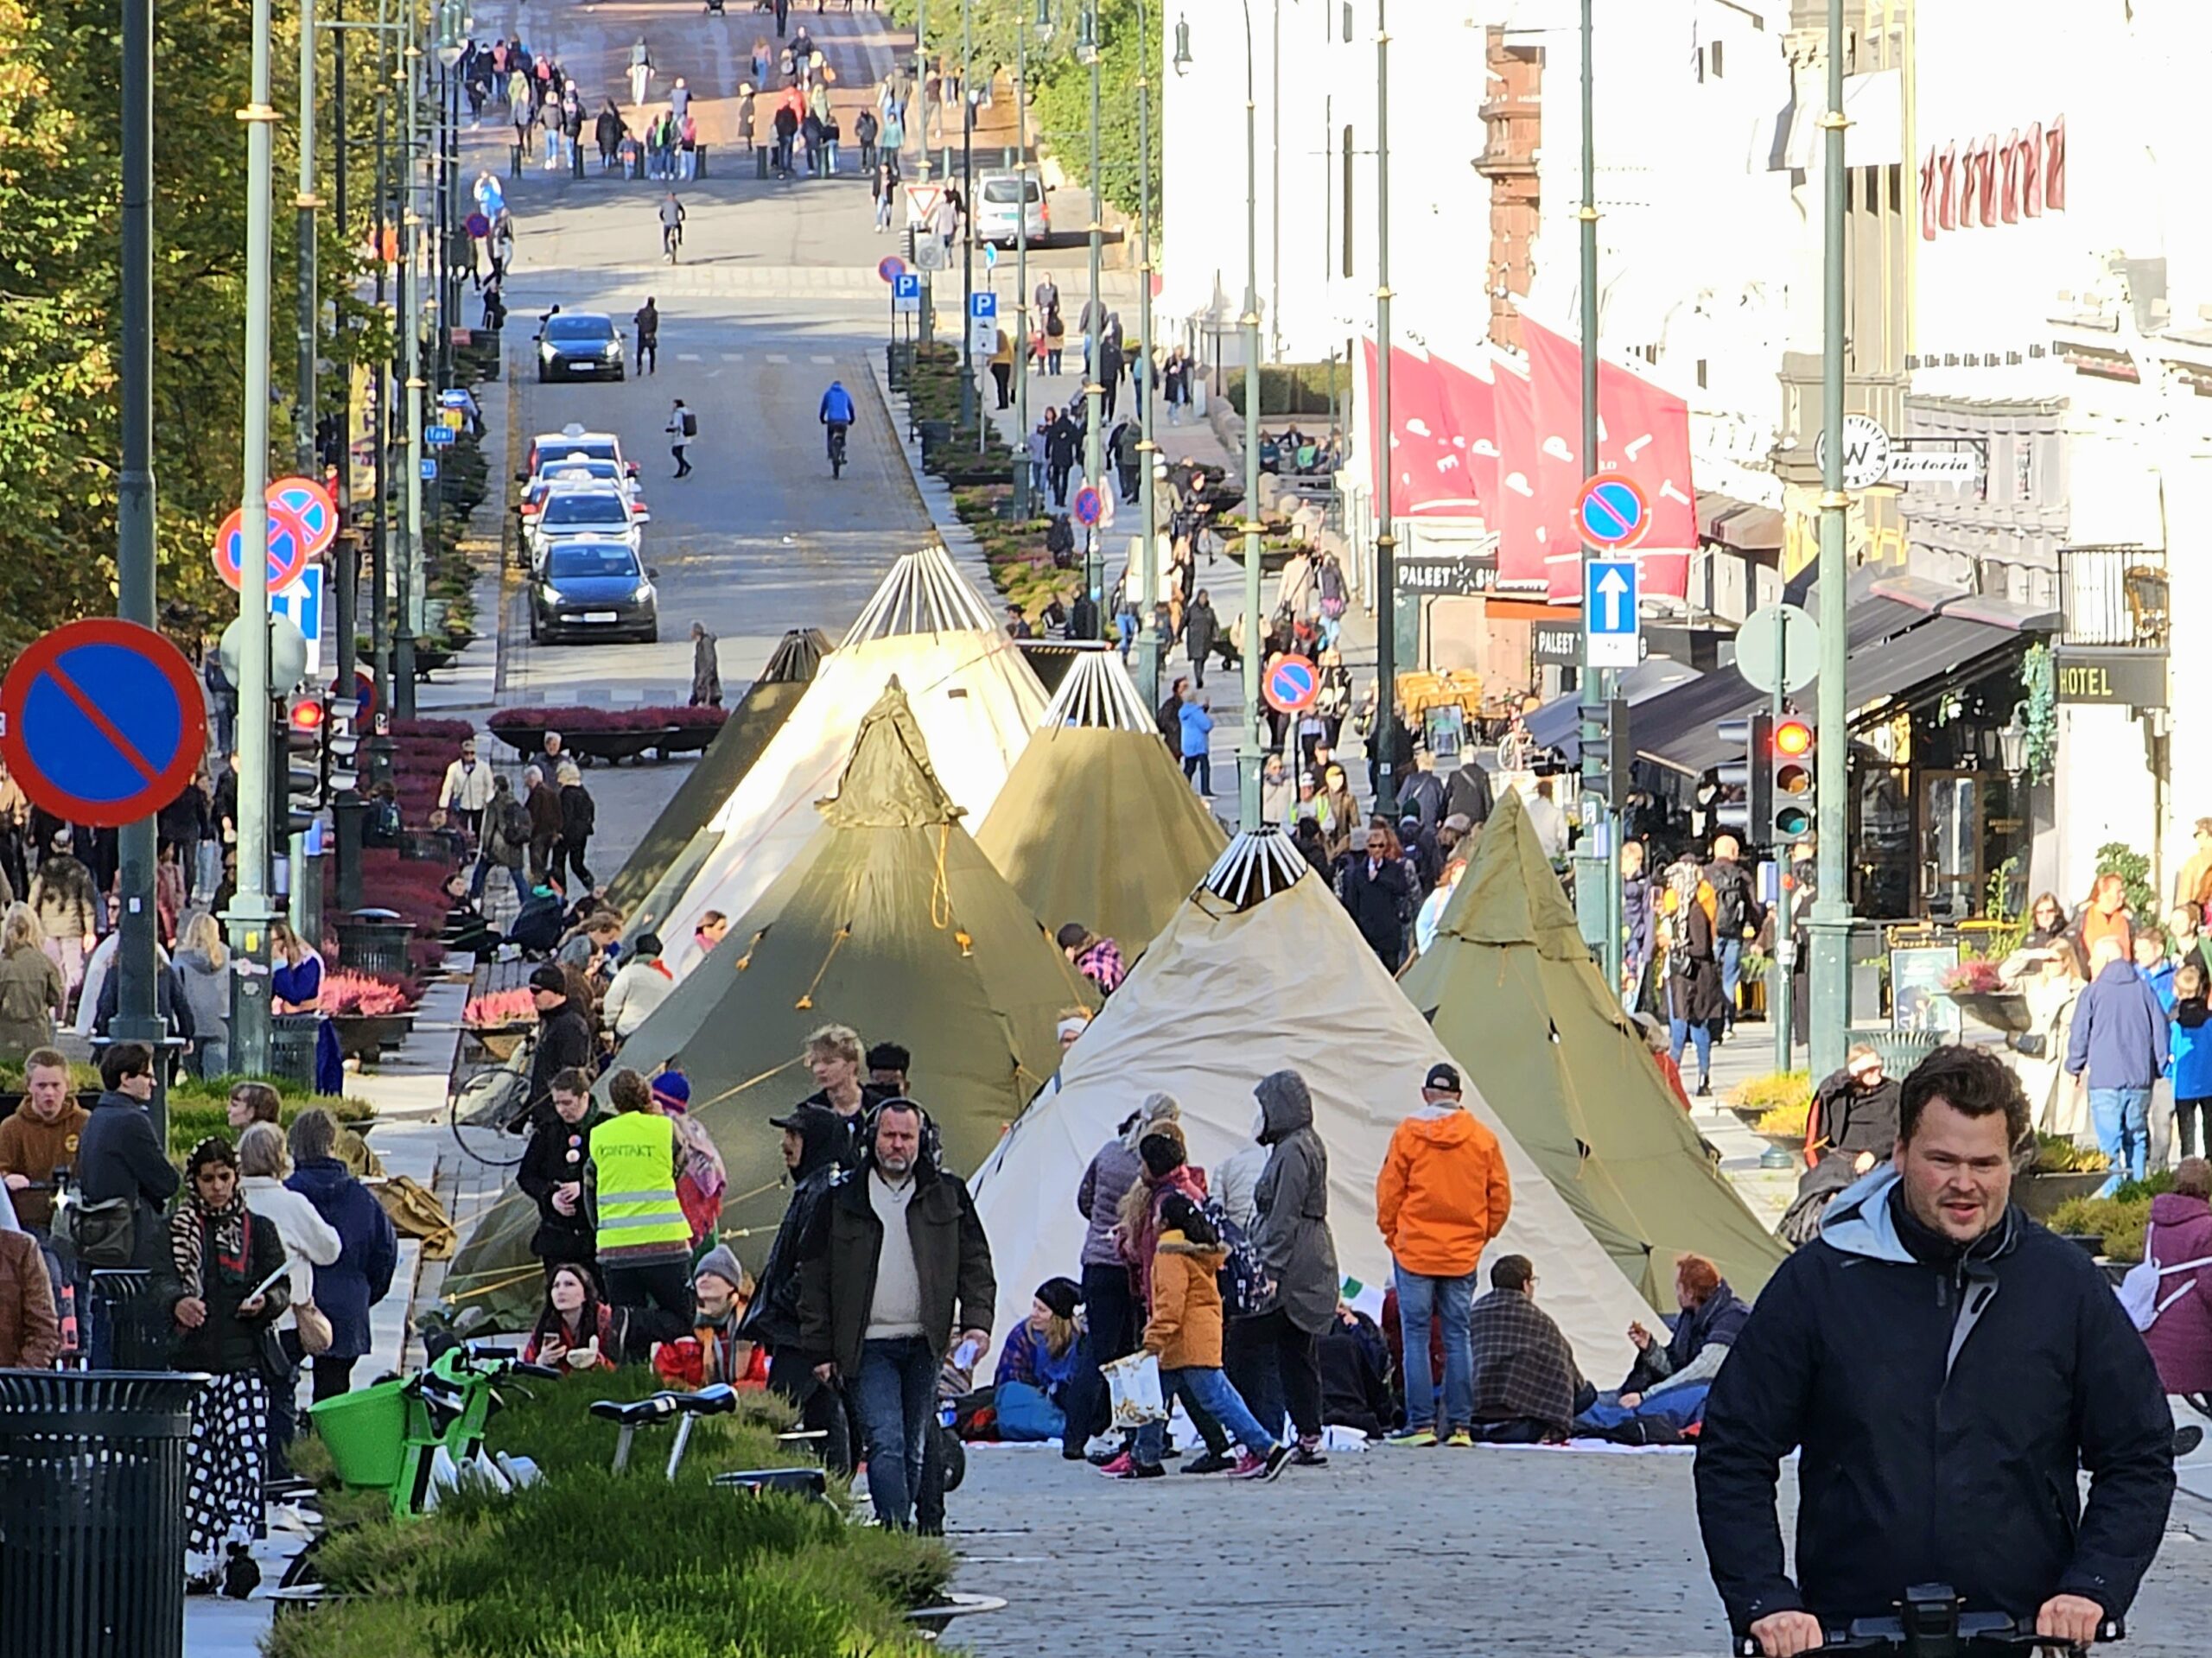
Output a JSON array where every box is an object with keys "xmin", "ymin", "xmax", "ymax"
[{"xmin": 2059, "ymin": 543, "xmax": 2167, "ymax": 647}]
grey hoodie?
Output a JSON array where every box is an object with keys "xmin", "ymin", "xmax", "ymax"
[
  {"xmin": 171, "ymin": 948, "xmax": 232, "ymax": 1045},
  {"xmin": 1252, "ymin": 1069, "xmax": 1338, "ymax": 1334}
]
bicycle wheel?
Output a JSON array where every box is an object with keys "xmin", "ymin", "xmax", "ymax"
[{"xmin": 448, "ymin": 1054, "xmax": 534, "ymax": 1170}]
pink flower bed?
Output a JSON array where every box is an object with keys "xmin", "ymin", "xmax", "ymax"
[
  {"xmin": 1941, "ymin": 959, "xmax": 2005, "ymax": 994},
  {"xmin": 465, "ymin": 987, "xmax": 537, "ymax": 1027},
  {"xmin": 491, "ymin": 705, "xmax": 727, "ymax": 734},
  {"xmin": 324, "ymin": 969, "xmax": 422, "ymax": 1018}
]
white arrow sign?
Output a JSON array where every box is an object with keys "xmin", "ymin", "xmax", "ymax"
[
  {"xmin": 1595, "ymin": 566, "xmax": 1630, "ymax": 631},
  {"xmin": 1584, "ymin": 557, "xmax": 1640, "ymax": 668}
]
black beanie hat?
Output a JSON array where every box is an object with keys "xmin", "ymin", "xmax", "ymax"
[
  {"xmin": 1139, "ymin": 1130, "xmax": 1185, "ymax": 1178},
  {"xmin": 1035, "ymin": 1275, "xmax": 1082, "ymax": 1321}
]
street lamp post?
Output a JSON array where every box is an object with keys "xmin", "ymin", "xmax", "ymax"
[
  {"xmin": 227, "ymin": 0, "xmax": 283, "ymax": 1077},
  {"xmin": 396, "ymin": 37, "xmax": 422, "ymax": 718},
  {"xmin": 1174, "ymin": 8, "xmax": 1263, "ymax": 827},
  {"xmin": 296, "ymin": 0, "xmax": 321, "ymax": 474},
  {"xmin": 1012, "ymin": 3, "xmax": 1040, "ymax": 517},
  {"xmin": 1079, "ymin": 0, "xmax": 1104, "ymax": 638},
  {"xmin": 1372, "ymin": 2, "xmax": 1397, "ymax": 817},
  {"xmin": 114, "ymin": 0, "xmax": 162, "ymax": 1109},
  {"xmin": 958, "ymin": 0, "xmax": 976, "ymax": 441},
  {"xmin": 1134, "ymin": 0, "xmax": 1160, "ymax": 708},
  {"xmin": 1808, "ymin": 0, "xmax": 1852, "ymax": 1072}
]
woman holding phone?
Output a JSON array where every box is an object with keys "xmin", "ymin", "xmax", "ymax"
[
  {"xmin": 524, "ymin": 1261, "xmax": 621, "ymax": 1375},
  {"xmin": 157, "ymin": 1136, "xmax": 290, "ymax": 1595}
]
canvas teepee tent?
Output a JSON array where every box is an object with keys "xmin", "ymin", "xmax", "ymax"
[
  {"xmin": 635, "ymin": 545, "xmax": 1046, "ymax": 967},
  {"xmin": 613, "ymin": 682, "xmax": 1094, "ymax": 1267},
  {"xmin": 968, "ymin": 829, "xmax": 1659, "ymax": 1374},
  {"xmin": 975, "ymin": 645, "xmax": 1226, "ymax": 954},
  {"xmin": 603, "ymin": 628, "xmax": 830, "ymax": 918},
  {"xmin": 1400, "ymin": 789, "xmax": 1787, "ymax": 1302}
]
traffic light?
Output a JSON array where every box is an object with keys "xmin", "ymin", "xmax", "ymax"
[
  {"xmin": 283, "ymin": 692, "xmax": 328, "ymax": 835},
  {"xmin": 325, "ymin": 700, "xmax": 361, "ymax": 799},
  {"xmin": 1581, "ymin": 697, "xmax": 1634, "ymax": 807},
  {"xmin": 1770, "ymin": 715, "xmax": 1815, "ymax": 842},
  {"xmin": 1713, "ymin": 713, "xmax": 1772, "ymax": 844}
]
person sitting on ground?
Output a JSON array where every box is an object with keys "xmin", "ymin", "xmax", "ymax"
[
  {"xmin": 1574, "ymin": 1252, "xmax": 1749, "ymax": 1440},
  {"xmin": 1056, "ymin": 922, "xmax": 1125, "ymax": 996},
  {"xmin": 1465, "ymin": 1253, "xmax": 1588, "ymax": 1444},
  {"xmin": 991, "ymin": 1275, "xmax": 1089, "ymax": 1442},
  {"xmin": 1125, "ymin": 1193, "xmax": 1289, "ymax": 1480},
  {"xmin": 505, "ymin": 879, "xmax": 569, "ymax": 956},
  {"xmin": 601, "ymin": 931, "xmax": 675, "ymax": 1039},
  {"xmin": 1317, "ymin": 1299, "xmax": 1396, "ymax": 1440},
  {"xmin": 523, "ymin": 1261, "xmax": 620, "ymax": 1375},
  {"xmin": 657, "ymin": 1243, "xmax": 768, "ymax": 1389}
]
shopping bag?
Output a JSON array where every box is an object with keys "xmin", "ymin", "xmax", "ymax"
[{"xmin": 1102, "ymin": 1351, "xmax": 1166, "ymax": 1427}]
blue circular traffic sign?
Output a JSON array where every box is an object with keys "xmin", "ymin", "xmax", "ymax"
[
  {"xmin": 270, "ymin": 475, "xmax": 338, "ymax": 560},
  {"xmin": 0, "ymin": 619, "xmax": 207, "ymax": 827},
  {"xmin": 1072, "ymin": 486, "xmax": 1103, "ymax": 528},
  {"xmin": 1263, "ymin": 653, "xmax": 1319, "ymax": 715},
  {"xmin": 877, "ymin": 255, "xmax": 907, "ymax": 283},
  {"xmin": 1575, "ymin": 474, "xmax": 1649, "ymax": 550}
]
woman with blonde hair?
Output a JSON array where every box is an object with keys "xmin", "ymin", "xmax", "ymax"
[
  {"xmin": 270, "ymin": 921, "xmax": 342, "ymax": 1095},
  {"xmin": 173, "ymin": 909, "xmax": 233, "ymax": 1079},
  {"xmin": 0, "ymin": 899, "xmax": 64, "ymax": 1061}
]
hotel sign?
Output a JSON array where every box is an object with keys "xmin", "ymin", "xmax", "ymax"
[{"xmin": 2054, "ymin": 647, "xmax": 2165, "ymax": 709}]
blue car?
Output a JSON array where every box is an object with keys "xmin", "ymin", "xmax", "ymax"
[{"xmin": 531, "ymin": 538, "xmax": 659, "ymax": 645}]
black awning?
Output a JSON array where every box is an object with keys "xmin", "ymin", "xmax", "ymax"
[
  {"xmin": 1632, "ymin": 613, "xmax": 2031, "ymax": 778},
  {"xmin": 1526, "ymin": 656, "xmax": 1703, "ymax": 756}
]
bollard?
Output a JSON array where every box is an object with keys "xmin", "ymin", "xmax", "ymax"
[
  {"xmin": 696, "ymin": 143, "xmax": 709, "ymax": 180},
  {"xmin": 0, "ymin": 1371, "xmax": 209, "ymax": 1658},
  {"xmin": 572, "ymin": 141, "xmax": 584, "ymax": 180},
  {"xmin": 756, "ymin": 144, "xmax": 769, "ymax": 181},
  {"xmin": 509, "ymin": 142, "xmax": 523, "ymax": 178}
]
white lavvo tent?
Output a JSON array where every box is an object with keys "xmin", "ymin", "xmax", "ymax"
[
  {"xmin": 969, "ymin": 829, "xmax": 1660, "ymax": 1375},
  {"xmin": 644, "ymin": 544, "xmax": 1048, "ymax": 965}
]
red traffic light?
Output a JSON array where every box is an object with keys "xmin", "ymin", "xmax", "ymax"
[
  {"xmin": 286, "ymin": 695, "xmax": 327, "ymax": 734},
  {"xmin": 1773, "ymin": 717, "xmax": 1813, "ymax": 758}
]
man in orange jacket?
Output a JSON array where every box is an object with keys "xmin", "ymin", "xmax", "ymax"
[{"xmin": 1376, "ymin": 1063, "xmax": 1512, "ymax": 1446}]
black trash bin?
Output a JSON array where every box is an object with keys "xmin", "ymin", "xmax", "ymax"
[
  {"xmin": 268, "ymin": 1013, "xmax": 320, "ymax": 1091},
  {"xmin": 88, "ymin": 1268, "xmax": 169, "ymax": 1372},
  {"xmin": 0, "ymin": 1369, "xmax": 208, "ymax": 1658},
  {"xmin": 335, "ymin": 909, "xmax": 416, "ymax": 975}
]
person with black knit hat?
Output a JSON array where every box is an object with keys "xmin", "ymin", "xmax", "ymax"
[{"xmin": 992, "ymin": 1275, "xmax": 1089, "ymax": 1441}]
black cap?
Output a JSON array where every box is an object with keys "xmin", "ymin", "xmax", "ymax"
[
  {"xmin": 529, "ymin": 965, "xmax": 568, "ymax": 994},
  {"xmin": 769, "ymin": 1102, "xmax": 836, "ymax": 1132},
  {"xmin": 1423, "ymin": 1062, "xmax": 1462, "ymax": 1094}
]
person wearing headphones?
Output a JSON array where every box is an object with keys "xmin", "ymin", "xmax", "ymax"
[{"xmin": 793, "ymin": 1096, "xmax": 995, "ymax": 1529}]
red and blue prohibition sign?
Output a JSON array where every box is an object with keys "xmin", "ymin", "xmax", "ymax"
[{"xmin": 0, "ymin": 619, "xmax": 207, "ymax": 827}]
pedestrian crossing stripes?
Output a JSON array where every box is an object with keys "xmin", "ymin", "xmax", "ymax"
[
  {"xmin": 764, "ymin": 353, "xmax": 791, "ymax": 364},
  {"xmin": 676, "ymin": 352, "xmax": 702, "ymax": 361}
]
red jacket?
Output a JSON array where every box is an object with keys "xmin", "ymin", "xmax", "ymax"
[{"xmin": 2141, "ymin": 1191, "xmax": 2212, "ymax": 1396}]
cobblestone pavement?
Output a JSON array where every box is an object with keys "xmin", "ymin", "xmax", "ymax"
[{"xmin": 944, "ymin": 1444, "xmax": 2212, "ymax": 1657}]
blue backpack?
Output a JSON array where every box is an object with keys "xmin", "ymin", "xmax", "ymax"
[{"xmin": 1203, "ymin": 1197, "xmax": 1265, "ymax": 1318}]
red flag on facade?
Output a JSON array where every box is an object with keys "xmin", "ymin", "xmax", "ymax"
[
  {"xmin": 1427, "ymin": 352, "xmax": 1498, "ymax": 522},
  {"xmin": 1364, "ymin": 340, "xmax": 1479, "ymax": 518},
  {"xmin": 1518, "ymin": 315, "xmax": 1697, "ymax": 603},
  {"xmin": 1491, "ymin": 362, "xmax": 1546, "ymax": 592}
]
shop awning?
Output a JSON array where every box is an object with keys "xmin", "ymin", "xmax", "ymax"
[
  {"xmin": 1526, "ymin": 656, "xmax": 1703, "ymax": 757},
  {"xmin": 1630, "ymin": 602, "xmax": 2039, "ymax": 778},
  {"xmin": 1697, "ymin": 492, "xmax": 1785, "ymax": 553}
]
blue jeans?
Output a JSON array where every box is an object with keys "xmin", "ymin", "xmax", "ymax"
[
  {"xmin": 1115, "ymin": 607, "xmax": 1140, "ymax": 658},
  {"xmin": 1669, "ymin": 1016, "xmax": 1713, "ymax": 1083},
  {"xmin": 1135, "ymin": 1364, "xmax": 1277, "ymax": 1464},
  {"xmin": 470, "ymin": 856, "xmax": 529, "ymax": 906},
  {"xmin": 1717, "ymin": 937, "xmax": 1743, "ymax": 1027},
  {"xmin": 1395, "ymin": 1265, "xmax": 1476, "ymax": 1431},
  {"xmin": 2091, "ymin": 1087, "xmax": 2152, "ymax": 1195},
  {"xmin": 850, "ymin": 1335, "xmax": 937, "ymax": 1528}
]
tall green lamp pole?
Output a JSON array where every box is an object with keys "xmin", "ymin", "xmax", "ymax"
[
  {"xmin": 1079, "ymin": 0, "xmax": 1104, "ymax": 638},
  {"xmin": 1808, "ymin": 0, "xmax": 1853, "ymax": 1073},
  {"xmin": 1135, "ymin": 0, "xmax": 1160, "ymax": 707},
  {"xmin": 1372, "ymin": 0, "xmax": 1397, "ymax": 816}
]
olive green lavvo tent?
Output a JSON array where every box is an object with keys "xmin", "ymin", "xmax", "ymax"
[
  {"xmin": 602, "ymin": 627, "xmax": 830, "ymax": 918},
  {"xmin": 447, "ymin": 684, "xmax": 1096, "ymax": 1321},
  {"xmin": 623, "ymin": 682, "xmax": 1092, "ymax": 1266},
  {"xmin": 1400, "ymin": 789, "xmax": 1786, "ymax": 1303},
  {"xmin": 976, "ymin": 646, "xmax": 1225, "ymax": 956}
]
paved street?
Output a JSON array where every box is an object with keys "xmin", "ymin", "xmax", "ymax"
[{"xmin": 175, "ymin": 6, "xmax": 2212, "ymax": 1655}]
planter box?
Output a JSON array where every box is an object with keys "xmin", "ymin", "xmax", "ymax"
[
  {"xmin": 330, "ymin": 1013, "xmax": 415, "ymax": 1066},
  {"xmin": 488, "ymin": 715, "xmax": 721, "ymax": 766},
  {"xmin": 2016, "ymin": 1170, "xmax": 2107, "ymax": 1222},
  {"xmin": 1948, "ymin": 989, "xmax": 2032, "ymax": 1034},
  {"xmin": 1758, "ymin": 1132, "xmax": 1808, "ymax": 1156}
]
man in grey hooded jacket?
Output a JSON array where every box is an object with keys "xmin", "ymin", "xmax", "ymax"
[{"xmin": 1227, "ymin": 1068, "xmax": 1338, "ymax": 1464}]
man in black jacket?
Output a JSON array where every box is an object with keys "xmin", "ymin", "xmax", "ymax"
[
  {"xmin": 516, "ymin": 1068, "xmax": 601, "ymax": 1279},
  {"xmin": 1338, "ymin": 825, "xmax": 1413, "ymax": 969},
  {"xmin": 794, "ymin": 1098, "xmax": 994, "ymax": 1529},
  {"xmin": 737, "ymin": 1102, "xmax": 852, "ymax": 1471},
  {"xmin": 518, "ymin": 965, "xmax": 594, "ymax": 1132},
  {"xmin": 73, "ymin": 1041, "xmax": 179, "ymax": 1273},
  {"xmin": 1694, "ymin": 1045, "xmax": 2174, "ymax": 1657},
  {"xmin": 1704, "ymin": 835, "xmax": 1761, "ymax": 1038}
]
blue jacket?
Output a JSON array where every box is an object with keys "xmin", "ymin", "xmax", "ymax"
[
  {"xmin": 819, "ymin": 384, "xmax": 855, "ymax": 424},
  {"xmin": 2065, "ymin": 961, "xmax": 2170, "ymax": 1091},
  {"xmin": 1177, "ymin": 700, "xmax": 1213, "ymax": 759},
  {"xmin": 2172, "ymin": 1000, "xmax": 2212, "ymax": 1101},
  {"xmin": 285, "ymin": 1156, "xmax": 398, "ymax": 1360}
]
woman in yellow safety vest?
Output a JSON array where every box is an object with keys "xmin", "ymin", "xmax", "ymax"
[{"xmin": 586, "ymin": 1068, "xmax": 696, "ymax": 1357}]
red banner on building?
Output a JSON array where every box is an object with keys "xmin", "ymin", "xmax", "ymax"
[
  {"xmin": 1491, "ymin": 363, "xmax": 1546, "ymax": 592},
  {"xmin": 1363, "ymin": 341, "xmax": 1481, "ymax": 518}
]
